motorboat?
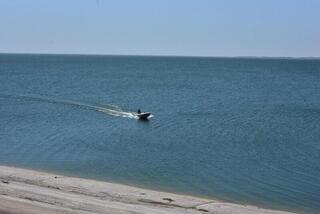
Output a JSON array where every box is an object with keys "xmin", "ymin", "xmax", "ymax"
[{"xmin": 137, "ymin": 112, "xmax": 151, "ymax": 120}]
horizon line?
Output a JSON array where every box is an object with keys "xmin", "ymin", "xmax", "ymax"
[{"xmin": 1, "ymin": 51, "xmax": 320, "ymax": 60}]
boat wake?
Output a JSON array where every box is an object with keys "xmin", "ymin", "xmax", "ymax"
[{"xmin": 0, "ymin": 93, "xmax": 139, "ymax": 119}]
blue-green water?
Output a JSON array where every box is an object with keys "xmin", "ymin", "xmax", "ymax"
[{"xmin": 1, "ymin": 54, "xmax": 320, "ymax": 213}]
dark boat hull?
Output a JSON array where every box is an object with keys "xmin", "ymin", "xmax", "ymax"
[{"xmin": 137, "ymin": 112, "xmax": 151, "ymax": 120}]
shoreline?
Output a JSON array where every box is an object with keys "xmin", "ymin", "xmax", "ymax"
[{"xmin": 0, "ymin": 165, "xmax": 298, "ymax": 214}]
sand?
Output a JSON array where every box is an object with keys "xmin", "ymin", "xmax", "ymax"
[{"xmin": 0, "ymin": 166, "xmax": 298, "ymax": 214}]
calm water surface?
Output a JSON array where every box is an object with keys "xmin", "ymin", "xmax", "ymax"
[{"xmin": 0, "ymin": 54, "xmax": 320, "ymax": 213}]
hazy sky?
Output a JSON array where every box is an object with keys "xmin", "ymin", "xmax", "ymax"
[{"xmin": 0, "ymin": 0, "xmax": 319, "ymax": 57}]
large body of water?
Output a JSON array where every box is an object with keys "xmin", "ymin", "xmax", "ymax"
[{"xmin": 0, "ymin": 54, "xmax": 320, "ymax": 213}]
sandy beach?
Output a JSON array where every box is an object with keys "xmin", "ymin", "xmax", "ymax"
[{"xmin": 0, "ymin": 166, "xmax": 298, "ymax": 214}]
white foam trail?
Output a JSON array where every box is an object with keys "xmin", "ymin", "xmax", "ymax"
[
  {"xmin": 0, "ymin": 94, "xmax": 140, "ymax": 120},
  {"xmin": 96, "ymin": 107, "xmax": 138, "ymax": 119}
]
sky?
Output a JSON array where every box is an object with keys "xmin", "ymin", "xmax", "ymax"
[{"xmin": 0, "ymin": 0, "xmax": 319, "ymax": 57}]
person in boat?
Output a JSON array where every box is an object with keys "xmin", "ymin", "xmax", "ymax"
[{"xmin": 137, "ymin": 109, "xmax": 141, "ymax": 114}]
